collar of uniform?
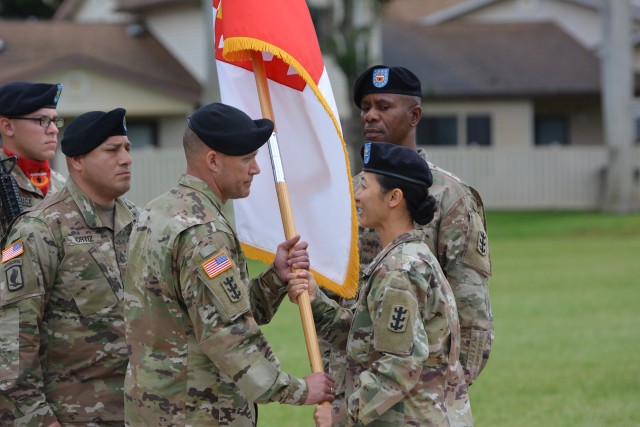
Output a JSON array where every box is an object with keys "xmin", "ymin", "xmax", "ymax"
[
  {"xmin": 416, "ymin": 147, "xmax": 428, "ymax": 162},
  {"xmin": 178, "ymin": 174, "xmax": 235, "ymax": 231},
  {"xmin": 66, "ymin": 177, "xmax": 135, "ymax": 231},
  {"xmin": 363, "ymin": 228, "xmax": 425, "ymax": 276},
  {"xmin": 179, "ymin": 173, "xmax": 225, "ymax": 211}
]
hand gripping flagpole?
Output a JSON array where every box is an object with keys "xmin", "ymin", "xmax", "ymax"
[{"xmin": 250, "ymin": 52, "xmax": 325, "ymax": 375}]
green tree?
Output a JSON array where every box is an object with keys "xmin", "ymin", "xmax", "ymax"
[{"xmin": 309, "ymin": 0, "xmax": 390, "ymax": 168}]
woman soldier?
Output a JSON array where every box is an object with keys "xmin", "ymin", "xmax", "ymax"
[{"xmin": 289, "ymin": 142, "xmax": 472, "ymax": 426}]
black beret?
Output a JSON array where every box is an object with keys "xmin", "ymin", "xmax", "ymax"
[
  {"xmin": 187, "ymin": 103, "xmax": 274, "ymax": 156},
  {"xmin": 61, "ymin": 108, "xmax": 127, "ymax": 156},
  {"xmin": 0, "ymin": 82, "xmax": 63, "ymax": 116},
  {"xmin": 353, "ymin": 65, "xmax": 421, "ymax": 107},
  {"xmin": 361, "ymin": 142, "xmax": 432, "ymax": 187}
]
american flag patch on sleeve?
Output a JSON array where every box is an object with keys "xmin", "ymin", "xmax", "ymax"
[
  {"xmin": 202, "ymin": 251, "xmax": 233, "ymax": 278},
  {"xmin": 2, "ymin": 240, "xmax": 24, "ymax": 263}
]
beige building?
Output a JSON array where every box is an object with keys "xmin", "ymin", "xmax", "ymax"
[
  {"xmin": 1, "ymin": 0, "xmax": 639, "ymax": 208},
  {"xmin": 384, "ymin": 0, "xmax": 640, "ymax": 149}
]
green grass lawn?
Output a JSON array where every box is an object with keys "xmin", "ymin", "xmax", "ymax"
[{"xmin": 251, "ymin": 211, "xmax": 640, "ymax": 426}]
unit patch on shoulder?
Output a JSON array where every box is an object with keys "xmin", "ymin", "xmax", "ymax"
[
  {"xmin": 388, "ymin": 305, "xmax": 409, "ymax": 333},
  {"xmin": 202, "ymin": 251, "xmax": 233, "ymax": 279},
  {"xmin": 220, "ymin": 275, "xmax": 242, "ymax": 302},
  {"xmin": 2, "ymin": 240, "xmax": 24, "ymax": 263},
  {"xmin": 374, "ymin": 286, "xmax": 417, "ymax": 355},
  {"xmin": 477, "ymin": 230, "xmax": 488, "ymax": 256},
  {"xmin": 6, "ymin": 263, "xmax": 24, "ymax": 292}
]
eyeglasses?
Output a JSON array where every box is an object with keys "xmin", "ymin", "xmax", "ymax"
[{"xmin": 9, "ymin": 116, "xmax": 65, "ymax": 129}]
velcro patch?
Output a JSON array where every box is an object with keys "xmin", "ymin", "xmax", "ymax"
[
  {"xmin": 388, "ymin": 305, "xmax": 409, "ymax": 333},
  {"xmin": 220, "ymin": 275, "xmax": 242, "ymax": 302},
  {"xmin": 202, "ymin": 251, "xmax": 233, "ymax": 278},
  {"xmin": 197, "ymin": 256, "xmax": 249, "ymax": 324},
  {"xmin": 2, "ymin": 240, "xmax": 24, "ymax": 263},
  {"xmin": 463, "ymin": 211, "xmax": 492, "ymax": 276},
  {"xmin": 5, "ymin": 263, "xmax": 24, "ymax": 292},
  {"xmin": 477, "ymin": 230, "xmax": 488, "ymax": 256},
  {"xmin": 374, "ymin": 287, "xmax": 418, "ymax": 355}
]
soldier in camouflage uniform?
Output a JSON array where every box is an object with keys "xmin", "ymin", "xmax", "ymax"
[
  {"xmin": 0, "ymin": 82, "xmax": 67, "ymax": 239},
  {"xmin": 0, "ymin": 108, "xmax": 136, "ymax": 426},
  {"xmin": 124, "ymin": 103, "xmax": 335, "ymax": 427},
  {"xmin": 290, "ymin": 142, "xmax": 472, "ymax": 426},
  {"xmin": 346, "ymin": 66, "xmax": 493, "ymax": 381}
]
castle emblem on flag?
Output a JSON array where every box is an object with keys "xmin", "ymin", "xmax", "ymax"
[
  {"xmin": 372, "ymin": 68, "xmax": 389, "ymax": 88},
  {"xmin": 202, "ymin": 251, "xmax": 233, "ymax": 279},
  {"xmin": 2, "ymin": 240, "xmax": 24, "ymax": 263}
]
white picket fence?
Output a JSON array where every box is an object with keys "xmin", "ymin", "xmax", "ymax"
[
  {"xmin": 424, "ymin": 147, "xmax": 640, "ymax": 210},
  {"xmin": 58, "ymin": 146, "xmax": 640, "ymax": 210}
]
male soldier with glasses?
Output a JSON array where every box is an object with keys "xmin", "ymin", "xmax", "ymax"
[{"xmin": 0, "ymin": 81, "xmax": 67, "ymax": 238}]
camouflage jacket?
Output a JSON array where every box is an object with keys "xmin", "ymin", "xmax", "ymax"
[
  {"xmin": 124, "ymin": 174, "xmax": 307, "ymax": 427},
  {"xmin": 354, "ymin": 150, "xmax": 493, "ymax": 384},
  {"xmin": 313, "ymin": 230, "xmax": 472, "ymax": 426},
  {"xmin": 0, "ymin": 178, "xmax": 138, "ymax": 426},
  {"xmin": 0, "ymin": 150, "xmax": 66, "ymax": 239}
]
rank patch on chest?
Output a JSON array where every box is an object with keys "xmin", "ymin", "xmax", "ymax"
[
  {"xmin": 477, "ymin": 230, "xmax": 488, "ymax": 256},
  {"xmin": 388, "ymin": 305, "xmax": 409, "ymax": 333},
  {"xmin": 202, "ymin": 251, "xmax": 233, "ymax": 278},
  {"xmin": 2, "ymin": 240, "xmax": 24, "ymax": 263}
]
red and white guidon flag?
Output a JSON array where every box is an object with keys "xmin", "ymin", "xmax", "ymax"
[{"xmin": 212, "ymin": 0, "xmax": 358, "ymax": 298}]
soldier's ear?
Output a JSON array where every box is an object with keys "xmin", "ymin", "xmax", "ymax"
[
  {"xmin": 409, "ymin": 103, "xmax": 422, "ymax": 128},
  {"xmin": 0, "ymin": 117, "xmax": 15, "ymax": 137},
  {"xmin": 205, "ymin": 149, "xmax": 221, "ymax": 173},
  {"xmin": 66, "ymin": 154, "xmax": 85, "ymax": 173},
  {"xmin": 387, "ymin": 188, "xmax": 404, "ymax": 208}
]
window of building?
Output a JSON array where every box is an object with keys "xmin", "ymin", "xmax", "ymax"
[
  {"xmin": 417, "ymin": 116, "xmax": 457, "ymax": 146},
  {"xmin": 466, "ymin": 115, "xmax": 491, "ymax": 146},
  {"xmin": 127, "ymin": 121, "xmax": 158, "ymax": 149},
  {"xmin": 535, "ymin": 116, "xmax": 569, "ymax": 146}
]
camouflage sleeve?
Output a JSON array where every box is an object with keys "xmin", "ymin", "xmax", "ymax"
[
  {"xmin": 347, "ymin": 270, "xmax": 428, "ymax": 426},
  {"xmin": 178, "ymin": 234, "xmax": 308, "ymax": 405},
  {"xmin": 311, "ymin": 289, "xmax": 354, "ymax": 350},
  {"xmin": 0, "ymin": 219, "xmax": 59, "ymax": 426},
  {"xmin": 249, "ymin": 265, "xmax": 287, "ymax": 325},
  {"xmin": 438, "ymin": 193, "xmax": 493, "ymax": 383}
]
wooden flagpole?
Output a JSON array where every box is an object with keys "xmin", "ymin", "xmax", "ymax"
[{"xmin": 250, "ymin": 52, "xmax": 325, "ymax": 374}]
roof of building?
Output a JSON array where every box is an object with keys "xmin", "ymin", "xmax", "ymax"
[
  {"xmin": 0, "ymin": 20, "xmax": 200, "ymax": 103},
  {"xmin": 382, "ymin": 20, "xmax": 606, "ymax": 98},
  {"xmin": 114, "ymin": 0, "xmax": 197, "ymax": 13},
  {"xmin": 383, "ymin": 0, "xmax": 466, "ymax": 24},
  {"xmin": 412, "ymin": 0, "xmax": 640, "ymax": 26}
]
